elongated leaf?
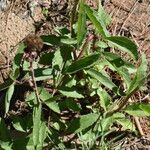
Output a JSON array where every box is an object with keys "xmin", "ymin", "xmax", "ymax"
[
  {"xmin": 66, "ymin": 53, "xmax": 100, "ymax": 74},
  {"xmin": 124, "ymin": 103, "xmax": 150, "ymax": 117},
  {"xmin": 12, "ymin": 114, "xmax": 32, "ymax": 132},
  {"xmin": 39, "ymin": 88, "xmax": 60, "ymax": 113},
  {"xmin": 97, "ymin": 88, "xmax": 111, "ymax": 111},
  {"xmin": 100, "ymin": 117, "xmax": 114, "ymax": 132},
  {"xmin": 33, "ymin": 103, "xmax": 42, "ymax": 147},
  {"xmin": 34, "ymin": 68, "xmax": 53, "ymax": 81},
  {"xmin": 41, "ymin": 35, "xmax": 61, "ymax": 45},
  {"xmin": 5, "ymin": 83, "xmax": 15, "ymax": 114},
  {"xmin": 127, "ymin": 54, "xmax": 148, "ymax": 96},
  {"xmin": 139, "ymin": 104, "xmax": 150, "ymax": 115},
  {"xmin": 67, "ymin": 113, "xmax": 99, "ymax": 133},
  {"xmin": 87, "ymin": 69, "xmax": 118, "ymax": 93},
  {"xmin": 61, "ymin": 38, "xmax": 77, "ymax": 45},
  {"xmin": 65, "ymin": 98, "xmax": 81, "ymax": 111},
  {"xmin": 84, "ymin": 4, "xmax": 109, "ymax": 37},
  {"xmin": 39, "ymin": 52, "xmax": 54, "ymax": 65},
  {"xmin": 52, "ymin": 49, "xmax": 63, "ymax": 71},
  {"xmin": 106, "ymin": 36, "xmax": 138, "ymax": 60},
  {"xmin": 116, "ymin": 118, "xmax": 135, "ymax": 131},
  {"xmin": 39, "ymin": 122, "xmax": 47, "ymax": 148},
  {"xmin": 0, "ymin": 118, "xmax": 11, "ymax": 141},
  {"xmin": 77, "ymin": 0, "xmax": 87, "ymax": 47},
  {"xmin": 103, "ymin": 52, "xmax": 134, "ymax": 88},
  {"xmin": 98, "ymin": 4, "xmax": 111, "ymax": 26},
  {"xmin": 59, "ymin": 87, "xmax": 84, "ymax": 98},
  {"xmin": 10, "ymin": 43, "xmax": 26, "ymax": 79}
]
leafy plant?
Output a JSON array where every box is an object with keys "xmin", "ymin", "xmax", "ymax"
[{"xmin": 0, "ymin": 1, "xmax": 148, "ymax": 149}]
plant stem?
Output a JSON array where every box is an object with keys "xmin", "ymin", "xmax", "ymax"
[{"xmin": 30, "ymin": 62, "xmax": 41, "ymax": 104}]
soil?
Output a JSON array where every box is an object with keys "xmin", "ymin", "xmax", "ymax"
[{"xmin": 0, "ymin": 0, "xmax": 150, "ymax": 148}]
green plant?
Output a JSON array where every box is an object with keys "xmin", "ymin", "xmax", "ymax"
[{"xmin": 0, "ymin": 1, "xmax": 149, "ymax": 149}]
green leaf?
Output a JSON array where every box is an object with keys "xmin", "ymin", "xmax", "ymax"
[
  {"xmin": 59, "ymin": 87, "xmax": 84, "ymax": 98},
  {"xmin": 140, "ymin": 104, "xmax": 150, "ymax": 115},
  {"xmin": 39, "ymin": 122, "xmax": 47, "ymax": 148},
  {"xmin": 106, "ymin": 36, "xmax": 138, "ymax": 60},
  {"xmin": 33, "ymin": 103, "xmax": 42, "ymax": 147},
  {"xmin": 103, "ymin": 52, "xmax": 134, "ymax": 88},
  {"xmin": 65, "ymin": 98, "xmax": 81, "ymax": 111},
  {"xmin": 34, "ymin": 68, "xmax": 53, "ymax": 81},
  {"xmin": 98, "ymin": 4, "xmax": 111, "ymax": 26},
  {"xmin": 12, "ymin": 115, "xmax": 32, "ymax": 132},
  {"xmin": 52, "ymin": 49, "xmax": 63, "ymax": 71},
  {"xmin": 39, "ymin": 88, "xmax": 60, "ymax": 113},
  {"xmin": 66, "ymin": 53, "xmax": 100, "ymax": 74},
  {"xmin": 10, "ymin": 43, "xmax": 26, "ymax": 79},
  {"xmin": 5, "ymin": 83, "xmax": 15, "ymax": 114},
  {"xmin": 61, "ymin": 37, "xmax": 77, "ymax": 45},
  {"xmin": 100, "ymin": 117, "xmax": 114, "ymax": 132},
  {"xmin": 39, "ymin": 52, "xmax": 54, "ymax": 65},
  {"xmin": 47, "ymin": 128, "xmax": 66, "ymax": 149},
  {"xmin": 87, "ymin": 69, "xmax": 118, "ymax": 93},
  {"xmin": 12, "ymin": 136, "xmax": 34, "ymax": 150},
  {"xmin": 124, "ymin": 103, "xmax": 150, "ymax": 117},
  {"xmin": 84, "ymin": 4, "xmax": 109, "ymax": 37},
  {"xmin": 0, "ymin": 118, "xmax": 11, "ymax": 141},
  {"xmin": 127, "ymin": 54, "xmax": 148, "ymax": 96},
  {"xmin": 41, "ymin": 35, "xmax": 61, "ymax": 46},
  {"xmin": 60, "ymin": 45, "xmax": 72, "ymax": 62},
  {"xmin": 12, "ymin": 134, "xmax": 48, "ymax": 150},
  {"xmin": 67, "ymin": 113, "xmax": 99, "ymax": 133},
  {"xmin": 104, "ymin": 52, "xmax": 126, "ymax": 68},
  {"xmin": 77, "ymin": 0, "xmax": 87, "ymax": 47},
  {"xmin": 97, "ymin": 88, "xmax": 111, "ymax": 111},
  {"xmin": 115, "ymin": 118, "xmax": 135, "ymax": 131}
]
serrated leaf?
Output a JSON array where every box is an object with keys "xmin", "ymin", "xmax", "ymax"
[
  {"xmin": 59, "ymin": 87, "xmax": 84, "ymax": 98},
  {"xmin": 77, "ymin": 0, "xmax": 87, "ymax": 47},
  {"xmin": 67, "ymin": 113, "xmax": 99, "ymax": 133},
  {"xmin": 66, "ymin": 53, "xmax": 100, "ymax": 74},
  {"xmin": 84, "ymin": 4, "xmax": 109, "ymax": 37},
  {"xmin": 106, "ymin": 36, "xmax": 138, "ymax": 60},
  {"xmin": 5, "ymin": 83, "xmax": 15, "ymax": 114},
  {"xmin": 87, "ymin": 69, "xmax": 118, "ymax": 93}
]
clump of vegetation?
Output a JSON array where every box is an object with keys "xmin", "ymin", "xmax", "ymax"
[{"xmin": 0, "ymin": 1, "xmax": 149, "ymax": 149}]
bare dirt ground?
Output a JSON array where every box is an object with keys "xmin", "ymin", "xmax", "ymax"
[{"xmin": 0, "ymin": 0, "xmax": 150, "ymax": 148}]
